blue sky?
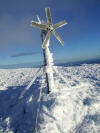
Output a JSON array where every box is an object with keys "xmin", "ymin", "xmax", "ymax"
[{"xmin": 0, "ymin": 0, "xmax": 100, "ymax": 65}]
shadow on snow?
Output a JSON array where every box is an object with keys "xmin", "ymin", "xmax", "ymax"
[
  {"xmin": 0, "ymin": 77, "xmax": 41, "ymax": 133},
  {"xmin": 74, "ymin": 113, "xmax": 100, "ymax": 133}
]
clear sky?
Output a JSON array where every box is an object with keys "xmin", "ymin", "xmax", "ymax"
[{"xmin": 0, "ymin": 0, "xmax": 100, "ymax": 66}]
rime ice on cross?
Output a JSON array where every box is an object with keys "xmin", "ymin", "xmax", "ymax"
[{"xmin": 30, "ymin": 8, "xmax": 67, "ymax": 93}]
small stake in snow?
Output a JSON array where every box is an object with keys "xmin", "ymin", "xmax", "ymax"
[{"xmin": 30, "ymin": 8, "xmax": 67, "ymax": 93}]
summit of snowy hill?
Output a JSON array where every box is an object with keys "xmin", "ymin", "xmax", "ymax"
[{"xmin": 0, "ymin": 64, "xmax": 100, "ymax": 133}]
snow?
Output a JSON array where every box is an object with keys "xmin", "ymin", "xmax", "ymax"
[{"xmin": 0, "ymin": 64, "xmax": 100, "ymax": 133}]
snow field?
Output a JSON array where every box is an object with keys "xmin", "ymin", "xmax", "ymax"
[{"xmin": 0, "ymin": 64, "xmax": 100, "ymax": 133}]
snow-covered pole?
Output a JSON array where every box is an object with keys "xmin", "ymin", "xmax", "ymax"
[
  {"xmin": 41, "ymin": 32, "xmax": 54, "ymax": 93},
  {"xmin": 45, "ymin": 39, "xmax": 54, "ymax": 92}
]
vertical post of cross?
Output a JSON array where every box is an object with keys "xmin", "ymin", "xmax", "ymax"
[{"xmin": 41, "ymin": 31, "xmax": 51, "ymax": 94}]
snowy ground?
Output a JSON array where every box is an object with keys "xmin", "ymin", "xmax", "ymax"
[{"xmin": 0, "ymin": 64, "xmax": 100, "ymax": 133}]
